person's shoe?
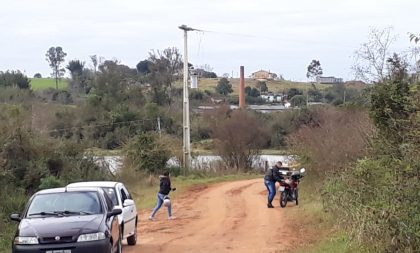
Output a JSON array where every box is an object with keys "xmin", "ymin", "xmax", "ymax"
[
  {"xmin": 148, "ymin": 216, "xmax": 154, "ymax": 221},
  {"xmin": 267, "ymin": 203, "xmax": 274, "ymax": 208},
  {"xmin": 168, "ymin": 216, "xmax": 176, "ymax": 220}
]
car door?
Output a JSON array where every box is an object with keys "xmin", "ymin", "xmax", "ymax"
[
  {"xmin": 118, "ymin": 184, "xmax": 135, "ymax": 237},
  {"xmin": 103, "ymin": 190, "xmax": 120, "ymax": 250},
  {"xmin": 117, "ymin": 184, "xmax": 131, "ymax": 238}
]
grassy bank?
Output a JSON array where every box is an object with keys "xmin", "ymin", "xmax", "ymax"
[{"xmin": 30, "ymin": 78, "xmax": 68, "ymax": 90}]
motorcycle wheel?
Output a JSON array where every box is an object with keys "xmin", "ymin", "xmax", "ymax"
[
  {"xmin": 280, "ymin": 191, "xmax": 287, "ymax": 208},
  {"xmin": 295, "ymin": 189, "xmax": 299, "ymax": 206}
]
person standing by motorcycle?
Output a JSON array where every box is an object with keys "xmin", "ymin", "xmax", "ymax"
[{"xmin": 264, "ymin": 161, "xmax": 284, "ymax": 208}]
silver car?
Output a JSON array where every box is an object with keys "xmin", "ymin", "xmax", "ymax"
[{"xmin": 67, "ymin": 181, "xmax": 138, "ymax": 246}]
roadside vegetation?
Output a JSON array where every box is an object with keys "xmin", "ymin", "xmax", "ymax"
[{"xmin": 289, "ymin": 29, "xmax": 420, "ymax": 252}]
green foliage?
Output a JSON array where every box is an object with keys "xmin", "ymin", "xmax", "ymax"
[
  {"xmin": 287, "ymin": 88, "xmax": 303, "ymax": 99},
  {"xmin": 33, "ymin": 73, "xmax": 42, "ymax": 78},
  {"xmin": 136, "ymin": 60, "xmax": 151, "ymax": 75},
  {"xmin": 245, "ymin": 86, "xmax": 260, "ymax": 97},
  {"xmin": 308, "ymin": 88, "xmax": 323, "ymax": 102},
  {"xmin": 370, "ymin": 79, "xmax": 412, "ymax": 149},
  {"xmin": 323, "ymin": 76, "xmax": 420, "ymax": 252},
  {"xmin": 216, "ymin": 78, "xmax": 233, "ymax": 96},
  {"xmin": 39, "ymin": 176, "xmax": 65, "ymax": 190},
  {"xmin": 0, "ymin": 70, "xmax": 31, "ymax": 89},
  {"xmin": 256, "ymin": 81, "xmax": 268, "ymax": 92},
  {"xmin": 124, "ymin": 132, "xmax": 170, "ymax": 174},
  {"xmin": 290, "ymin": 94, "xmax": 306, "ymax": 107},
  {"xmin": 306, "ymin": 59, "xmax": 323, "ymax": 80},
  {"xmin": 324, "ymin": 157, "xmax": 419, "ymax": 252}
]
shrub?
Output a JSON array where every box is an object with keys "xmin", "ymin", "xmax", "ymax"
[{"xmin": 124, "ymin": 132, "xmax": 170, "ymax": 174}]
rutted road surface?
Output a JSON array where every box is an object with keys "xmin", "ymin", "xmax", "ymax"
[{"xmin": 124, "ymin": 179, "xmax": 301, "ymax": 253}]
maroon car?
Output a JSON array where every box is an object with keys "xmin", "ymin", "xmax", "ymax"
[{"xmin": 10, "ymin": 187, "xmax": 122, "ymax": 253}]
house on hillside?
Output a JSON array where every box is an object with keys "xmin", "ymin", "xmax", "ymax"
[
  {"xmin": 251, "ymin": 70, "xmax": 279, "ymax": 80},
  {"xmin": 316, "ymin": 76, "xmax": 343, "ymax": 84}
]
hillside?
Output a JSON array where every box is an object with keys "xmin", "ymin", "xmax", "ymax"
[{"xmin": 178, "ymin": 78, "xmax": 333, "ymax": 94}]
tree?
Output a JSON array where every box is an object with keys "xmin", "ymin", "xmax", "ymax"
[
  {"xmin": 0, "ymin": 70, "xmax": 31, "ymax": 89},
  {"xmin": 33, "ymin": 73, "xmax": 42, "ymax": 78},
  {"xmin": 306, "ymin": 59, "xmax": 323, "ymax": 81},
  {"xmin": 66, "ymin": 60, "xmax": 85, "ymax": 79},
  {"xmin": 256, "ymin": 81, "xmax": 268, "ymax": 92},
  {"xmin": 287, "ymin": 88, "xmax": 303, "ymax": 99},
  {"xmin": 46, "ymin": 46, "xmax": 67, "ymax": 89},
  {"xmin": 212, "ymin": 110, "xmax": 269, "ymax": 170},
  {"xmin": 308, "ymin": 89, "xmax": 323, "ymax": 102},
  {"xmin": 136, "ymin": 60, "xmax": 151, "ymax": 75},
  {"xmin": 409, "ymin": 33, "xmax": 420, "ymax": 44},
  {"xmin": 353, "ymin": 27, "xmax": 395, "ymax": 83},
  {"xmin": 147, "ymin": 47, "xmax": 183, "ymax": 105},
  {"xmin": 290, "ymin": 95, "xmax": 306, "ymax": 107},
  {"xmin": 216, "ymin": 78, "xmax": 233, "ymax": 96}
]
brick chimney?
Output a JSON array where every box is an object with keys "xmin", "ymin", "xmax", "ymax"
[{"xmin": 239, "ymin": 66, "xmax": 245, "ymax": 108}]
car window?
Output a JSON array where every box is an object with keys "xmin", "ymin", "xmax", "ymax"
[
  {"xmin": 27, "ymin": 192, "xmax": 102, "ymax": 216},
  {"xmin": 120, "ymin": 188, "xmax": 128, "ymax": 202},
  {"xmin": 123, "ymin": 186, "xmax": 133, "ymax": 200},
  {"xmin": 102, "ymin": 191, "xmax": 114, "ymax": 212},
  {"xmin": 102, "ymin": 187, "xmax": 119, "ymax": 206}
]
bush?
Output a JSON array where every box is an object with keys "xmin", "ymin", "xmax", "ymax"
[
  {"xmin": 39, "ymin": 176, "xmax": 65, "ymax": 190},
  {"xmin": 124, "ymin": 132, "xmax": 170, "ymax": 174},
  {"xmin": 211, "ymin": 109, "xmax": 269, "ymax": 171}
]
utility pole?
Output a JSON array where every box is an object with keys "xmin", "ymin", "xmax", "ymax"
[{"xmin": 179, "ymin": 25, "xmax": 195, "ymax": 169}]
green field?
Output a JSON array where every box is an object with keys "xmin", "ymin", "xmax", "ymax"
[{"xmin": 30, "ymin": 78, "xmax": 69, "ymax": 90}]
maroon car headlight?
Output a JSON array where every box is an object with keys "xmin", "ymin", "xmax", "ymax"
[
  {"xmin": 77, "ymin": 232, "xmax": 106, "ymax": 242},
  {"xmin": 14, "ymin": 236, "xmax": 39, "ymax": 245}
]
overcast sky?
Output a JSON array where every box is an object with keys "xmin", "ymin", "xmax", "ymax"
[{"xmin": 0, "ymin": 0, "xmax": 419, "ymax": 81}]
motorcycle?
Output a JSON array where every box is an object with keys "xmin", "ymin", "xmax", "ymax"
[{"xmin": 278, "ymin": 168, "xmax": 305, "ymax": 208}]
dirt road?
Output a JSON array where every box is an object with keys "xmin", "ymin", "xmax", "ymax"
[{"xmin": 124, "ymin": 178, "xmax": 301, "ymax": 253}]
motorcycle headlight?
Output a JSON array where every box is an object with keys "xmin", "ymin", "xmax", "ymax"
[
  {"xmin": 14, "ymin": 236, "xmax": 39, "ymax": 245},
  {"xmin": 77, "ymin": 232, "xmax": 106, "ymax": 242}
]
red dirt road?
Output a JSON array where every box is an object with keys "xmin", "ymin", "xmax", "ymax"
[{"xmin": 124, "ymin": 179, "xmax": 300, "ymax": 253}]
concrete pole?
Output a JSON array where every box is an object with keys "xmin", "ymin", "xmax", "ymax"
[
  {"xmin": 239, "ymin": 66, "xmax": 245, "ymax": 109},
  {"xmin": 179, "ymin": 25, "xmax": 193, "ymax": 169}
]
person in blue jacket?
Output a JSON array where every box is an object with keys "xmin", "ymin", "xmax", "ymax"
[{"xmin": 149, "ymin": 171, "xmax": 176, "ymax": 220}]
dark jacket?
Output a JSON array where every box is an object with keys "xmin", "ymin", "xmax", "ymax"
[
  {"xmin": 264, "ymin": 165, "xmax": 283, "ymax": 182},
  {"xmin": 159, "ymin": 176, "xmax": 172, "ymax": 195}
]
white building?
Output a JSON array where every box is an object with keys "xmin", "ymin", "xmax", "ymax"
[{"xmin": 316, "ymin": 76, "xmax": 343, "ymax": 84}]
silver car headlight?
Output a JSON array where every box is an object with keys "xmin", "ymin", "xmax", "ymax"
[
  {"xmin": 14, "ymin": 236, "xmax": 39, "ymax": 245},
  {"xmin": 77, "ymin": 232, "xmax": 106, "ymax": 242}
]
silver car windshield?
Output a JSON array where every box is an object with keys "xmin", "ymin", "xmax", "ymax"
[{"xmin": 27, "ymin": 192, "xmax": 102, "ymax": 216}]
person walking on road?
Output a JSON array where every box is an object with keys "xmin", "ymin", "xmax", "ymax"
[
  {"xmin": 149, "ymin": 171, "xmax": 176, "ymax": 220},
  {"xmin": 264, "ymin": 161, "xmax": 284, "ymax": 208}
]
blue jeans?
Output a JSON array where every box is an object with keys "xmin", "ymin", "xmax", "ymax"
[
  {"xmin": 264, "ymin": 180, "xmax": 276, "ymax": 204},
  {"xmin": 150, "ymin": 193, "xmax": 172, "ymax": 218}
]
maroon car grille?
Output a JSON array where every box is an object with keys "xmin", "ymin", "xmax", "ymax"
[{"xmin": 39, "ymin": 236, "xmax": 75, "ymax": 244}]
